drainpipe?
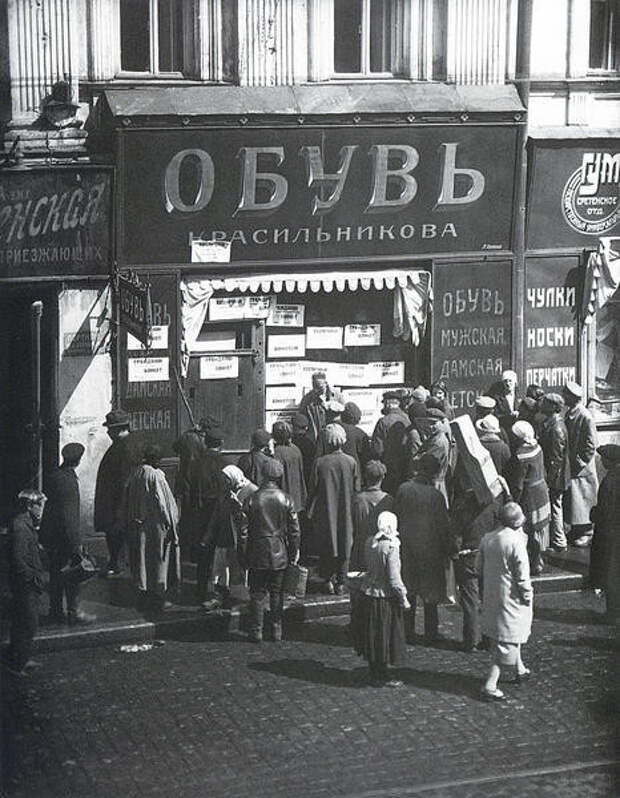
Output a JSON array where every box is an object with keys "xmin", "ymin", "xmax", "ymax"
[{"xmin": 31, "ymin": 300, "xmax": 43, "ymax": 491}]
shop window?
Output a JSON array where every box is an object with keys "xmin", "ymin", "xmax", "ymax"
[
  {"xmin": 120, "ymin": 0, "xmax": 185, "ymax": 74},
  {"xmin": 588, "ymin": 286, "xmax": 620, "ymax": 422},
  {"xmin": 334, "ymin": 0, "xmax": 393, "ymax": 75},
  {"xmin": 589, "ymin": 0, "xmax": 619, "ymax": 71}
]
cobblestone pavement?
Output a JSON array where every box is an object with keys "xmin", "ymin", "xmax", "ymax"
[{"xmin": 1, "ymin": 591, "xmax": 617, "ymax": 798}]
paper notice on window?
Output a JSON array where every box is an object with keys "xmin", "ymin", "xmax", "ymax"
[
  {"xmin": 265, "ymin": 385, "xmax": 303, "ymax": 410},
  {"xmin": 306, "ymin": 326, "xmax": 343, "ymax": 350},
  {"xmin": 267, "ymin": 304, "xmax": 305, "ymax": 327},
  {"xmin": 127, "ymin": 325, "xmax": 169, "ymax": 352},
  {"xmin": 367, "ymin": 360, "xmax": 405, "ymax": 384},
  {"xmin": 333, "ymin": 362, "xmax": 368, "ymax": 386},
  {"xmin": 209, "ymin": 297, "xmax": 248, "ymax": 320},
  {"xmin": 267, "ymin": 334, "xmax": 306, "ymax": 359},
  {"xmin": 265, "ymin": 360, "xmax": 300, "ymax": 385},
  {"xmin": 298, "ymin": 361, "xmax": 340, "ymax": 389},
  {"xmin": 192, "ymin": 329, "xmax": 236, "ymax": 353},
  {"xmin": 199, "ymin": 355, "xmax": 239, "ymax": 380},
  {"xmin": 265, "ymin": 410, "xmax": 297, "ymax": 431},
  {"xmin": 344, "ymin": 324, "xmax": 381, "ymax": 347},
  {"xmin": 246, "ymin": 295, "xmax": 275, "ymax": 319},
  {"xmin": 340, "ymin": 388, "xmax": 383, "ymax": 412},
  {"xmin": 128, "ymin": 357, "xmax": 169, "ymax": 383}
]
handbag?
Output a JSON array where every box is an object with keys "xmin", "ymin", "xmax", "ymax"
[
  {"xmin": 61, "ymin": 550, "xmax": 98, "ymax": 584},
  {"xmin": 282, "ymin": 563, "xmax": 309, "ymax": 599}
]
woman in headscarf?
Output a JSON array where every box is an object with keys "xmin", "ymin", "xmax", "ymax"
[
  {"xmin": 475, "ymin": 414, "xmax": 511, "ymax": 477},
  {"xmin": 351, "ymin": 511, "xmax": 410, "ymax": 687},
  {"xmin": 479, "ymin": 502, "xmax": 533, "ymax": 702},
  {"xmin": 509, "ymin": 420, "xmax": 551, "ymax": 575},
  {"xmin": 204, "ymin": 464, "xmax": 258, "ymax": 609},
  {"xmin": 350, "ymin": 461, "xmax": 394, "ymax": 571},
  {"xmin": 308, "ymin": 423, "xmax": 360, "ymax": 595},
  {"xmin": 125, "ymin": 445, "xmax": 180, "ymax": 612}
]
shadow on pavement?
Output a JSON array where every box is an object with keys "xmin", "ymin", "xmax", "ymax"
[
  {"xmin": 550, "ymin": 635, "xmax": 619, "ymax": 653},
  {"xmin": 534, "ymin": 606, "xmax": 606, "ymax": 625}
]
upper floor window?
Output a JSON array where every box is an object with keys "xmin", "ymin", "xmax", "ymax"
[
  {"xmin": 334, "ymin": 0, "xmax": 393, "ymax": 75},
  {"xmin": 589, "ymin": 0, "xmax": 619, "ymax": 71},
  {"xmin": 120, "ymin": 0, "xmax": 185, "ymax": 75}
]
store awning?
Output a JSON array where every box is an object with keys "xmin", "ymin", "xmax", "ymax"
[
  {"xmin": 180, "ymin": 269, "xmax": 432, "ymax": 376},
  {"xmin": 583, "ymin": 237, "xmax": 620, "ymax": 325}
]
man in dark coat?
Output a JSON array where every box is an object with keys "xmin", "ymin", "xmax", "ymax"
[
  {"xmin": 94, "ymin": 410, "xmax": 140, "ymax": 576},
  {"xmin": 173, "ymin": 419, "xmax": 207, "ymax": 559},
  {"xmin": 240, "ymin": 459, "xmax": 300, "ymax": 642},
  {"xmin": 40, "ymin": 443, "xmax": 95, "ymax": 625},
  {"xmin": 563, "ymin": 382, "xmax": 598, "ymax": 547},
  {"xmin": 395, "ymin": 454, "xmax": 450, "ymax": 644},
  {"xmin": 272, "ymin": 421, "xmax": 307, "ymax": 514},
  {"xmin": 298, "ymin": 370, "xmax": 342, "ymax": 445},
  {"xmin": 589, "ymin": 445, "xmax": 620, "ymax": 622},
  {"xmin": 340, "ymin": 402, "xmax": 371, "ymax": 472},
  {"xmin": 238, "ymin": 429, "xmax": 275, "ymax": 487},
  {"xmin": 291, "ymin": 412, "xmax": 315, "ymax": 488},
  {"xmin": 538, "ymin": 393, "xmax": 571, "ymax": 552},
  {"xmin": 371, "ymin": 391, "xmax": 410, "ymax": 495},
  {"xmin": 4, "ymin": 490, "xmax": 46, "ymax": 677}
]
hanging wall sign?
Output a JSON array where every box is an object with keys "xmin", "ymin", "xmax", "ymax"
[
  {"xmin": 118, "ymin": 272, "xmax": 153, "ymax": 349},
  {"xmin": 267, "ymin": 334, "xmax": 306, "ymax": 358}
]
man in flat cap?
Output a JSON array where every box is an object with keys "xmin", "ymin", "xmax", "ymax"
[
  {"xmin": 562, "ymin": 382, "xmax": 598, "ymax": 547},
  {"xmin": 371, "ymin": 391, "xmax": 410, "ymax": 495},
  {"xmin": 238, "ymin": 429, "xmax": 275, "ymax": 487},
  {"xmin": 589, "ymin": 445, "xmax": 620, "ymax": 621},
  {"xmin": 475, "ymin": 396, "xmax": 510, "ymax": 446},
  {"xmin": 40, "ymin": 442, "xmax": 95, "ymax": 625},
  {"xmin": 94, "ymin": 410, "xmax": 140, "ymax": 576},
  {"xmin": 408, "ymin": 407, "xmax": 451, "ymax": 505},
  {"xmin": 538, "ymin": 394, "xmax": 571, "ymax": 552}
]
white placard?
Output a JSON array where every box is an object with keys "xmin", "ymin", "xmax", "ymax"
[
  {"xmin": 199, "ymin": 355, "xmax": 239, "ymax": 380},
  {"xmin": 127, "ymin": 325, "xmax": 169, "ymax": 351},
  {"xmin": 193, "ymin": 329, "xmax": 236, "ymax": 352},
  {"xmin": 265, "ymin": 410, "xmax": 297, "ymax": 431},
  {"xmin": 191, "ymin": 239, "xmax": 231, "ymax": 263},
  {"xmin": 267, "ymin": 334, "xmax": 306, "ymax": 359},
  {"xmin": 268, "ymin": 304, "xmax": 305, "ymax": 327},
  {"xmin": 333, "ymin": 362, "xmax": 368, "ymax": 386},
  {"xmin": 128, "ymin": 357, "xmax": 169, "ymax": 383},
  {"xmin": 265, "ymin": 385, "xmax": 303, "ymax": 409},
  {"xmin": 306, "ymin": 326, "xmax": 343, "ymax": 350},
  {"xmin": 209, "ymin": 297, "xmax": 248, "ymax": 320},
  {"xmin": 265, "ymin": 360, "xmax": 300, "ymax": 385},
  {"xmin": 246, "ymin": 295, "xmax": 275, "ymax": 319},
  {"xmin": 367, "ymin": 360, "xmax": 405, "ymax": 384},
  {"xmin": 344, "ymin": 324, "xmax": 381, "ymax": 347},
  {"xmin": 341, "ymin": 388, "xmax": 383, "ymax": 411}
]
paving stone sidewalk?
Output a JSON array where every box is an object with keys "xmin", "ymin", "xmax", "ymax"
[{"xmin": 1, "ymin": 591, "xmax": 617, "ymax": 798}]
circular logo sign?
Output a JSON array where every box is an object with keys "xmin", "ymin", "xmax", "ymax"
[{"xmin": 561, "ymin": 161, "xmax": 620, "ymax": 236}]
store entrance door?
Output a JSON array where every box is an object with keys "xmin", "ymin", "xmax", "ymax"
[
  {"xmin": 184, "ymin": 320, "xmax": 265, "ymax": 452},
  {"xmin": 0, "ymin": 287, "xmax": 58, "ymax": 524}
]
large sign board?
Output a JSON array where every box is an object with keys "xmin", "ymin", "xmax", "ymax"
[
  {"xmin": 0, "ymin": 167, "xmax": 112, "ymax": 278},
  {"xmin": 527, "ymin": 141, "xmax": 619, "ymax": 250},
  {"xmin": 119, "ymin": 126, "xmax": 518, "ymax": 264},
  {"xmin": 118, "ymin": 272, "xmax": 153, "ymax": 348},
  {"xmin": 432, "ymin": 260, "xmax": 512, "ymax": 413}
]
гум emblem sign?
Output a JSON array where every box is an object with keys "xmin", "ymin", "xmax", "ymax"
[{"xmin": 561, "ymin": 152, "xmax": 620, "ymax": 236}]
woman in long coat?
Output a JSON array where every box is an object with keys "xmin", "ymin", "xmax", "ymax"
[
  {"xmin": 509, "ymin": 421, "xmax": 551, "ymax": 575},
  {"xmin": 308, "ymin": 423, "xmax": 360, "ymax": 594},
  {"xmin": 479, "ymin": 502, "xmax": 533, "ymax": 701},
  {"xmin": 125, "ymin": 445, "xmax": 180, "ymax": 612},
  {"xmin": 350, "ymin": 460, "xmax": 394, "ymax": 571}
]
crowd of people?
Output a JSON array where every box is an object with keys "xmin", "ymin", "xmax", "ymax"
[{"xmin": 3, "ymin": 369, "xmax": 618, "ymax": 698}]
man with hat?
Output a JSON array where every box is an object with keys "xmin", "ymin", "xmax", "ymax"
[
  {"xmin": 475, "ymin": 395, "xmax": 510, "ymax": 446},
  {"xmin": 298, "ymin": 371, "xmax": 342, "ymax": 445},
  {"xmin": 590, "ymin": 445, "xmax": 620, "ymax": 621},
  {"xmin": 371, "ymin": 391, "xmax": 410, "ymax": 495},
  {"xmin": 238, "ymin": 429, "xmax": 275, "ymax": 487},
  {"xmin": 40, "ymin": 443, "xmax": 95, "ymax": 625},
  {"xmin": 409, "ymin": 407, "xmax": 451, "ymax": 505},
  {"xmin": 475, "ymin": 414, "xmax": 511, "ymax": 477},
  {"xmin": 538, "ymin": 393, "xmax": 571, "ymax": 552},
  {"xmin": 562, "ymin": 382, "xmax": 598, "ymax": 547},
  {"xmin": 94, "ymin": 409, "xmax": 140, "ymax": 576}
]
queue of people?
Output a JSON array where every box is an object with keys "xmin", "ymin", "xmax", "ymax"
[{"xmin": 3, "ymin": 368, "xmax": 617, "ymax": 694}]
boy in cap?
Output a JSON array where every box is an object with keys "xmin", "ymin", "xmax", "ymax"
[
  {"xmin": 40, "ymin": 442, "xmax": 96, "ymax": 625},
  {"xmin": 94, "ymin": 410, "xmax": 140, "ymax": 576},
  {"xmin": 538, "ymin": 394, "xmax": 570, "ymax": 552},
  {"xmin": 562, "ymin": 382, "xmax": 598, "ymax": 547}
]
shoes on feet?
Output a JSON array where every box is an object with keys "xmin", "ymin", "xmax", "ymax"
[
  {"xmin": 480, "ymin": 687, "xmax": 506, "ymax": 702},
  {"xmin": 324, "ymin": 580, "xmax": 335, "ymax": 595},
  {"xmin": 24, "ymin": 659, "xmax": 42, "ymax": 670},
  {"xmin": 574, "ymin": 536, "xmax": 592, "ymax": 548},
  {"xmin": 67, "ymin": 611, "xmax": 97, "ymax": 626},
  {"xmin": 511, "ymin": 668, "xmax": 532, "ymax": 685}
]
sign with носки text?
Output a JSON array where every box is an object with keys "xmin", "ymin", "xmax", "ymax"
[
  {"xmin": 432, "ymin": 261, "xmax": 512, "ymax": 414},
  {"xmin": 118, "ymin": 273, "xmax": 153, "ymax": 348},
  {"xmin": 119, "ymin": 126, "xmax": 518, "ymax": 264}
]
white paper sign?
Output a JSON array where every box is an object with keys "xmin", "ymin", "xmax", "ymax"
[
  {"xmin": 209, "ymin": 297, "xmax": 248, "ymax": 320},
  {"xmin": 265, "ymin": 385, "xmax": 303, "ymax": 409},
  {"xmin": 127, "ymin": 325, "xmax": 169, "ymax": 352},
  {"xmin": 200, "ymin": 355, "xmax": 239, "ymax": 380},
  {"xmin": 193, "ymin": 330, "xmax": 236, "ymax": 352},
  {"xmin": 334, "ymin": 362, "xmax": 368, "ymax": 386},
  {"xmin": 265, "ymin": 360, "xmax": 300, "ymax": 385},
  {"xmin": 267, "ymin": 334, "xmax": 306, "ymax": 359},
  {"xmin": 265, "ymin": 410, "xmax": 297, "ymax": 431},
  {"xmin": 306, "ymin": 326, "xmax": 343, "ymax": 350},
  {"xmin": 128, "ymin": 357, "xmax": 169, "ymax": 383},
  {"xmin": 344, "ymin": 324, "xmax": 381, "ymax": 347},
  {"xmin": 367, "ymin": 360, "xmax": 405, "ymax": 384},
  {"xmin": 191, "ymin": 239, "xmax": 231, "ymax": 263},
  {"xmin": 246, "ymin": 295, "xmax": 275, "ymax": 318},
  {"xmin": 268, "ymin": 304, "xmax": 305, "ymax": 327},
  {"xmin": 341, "ymin": 388, "xmax": 383, "ymax": 411}
]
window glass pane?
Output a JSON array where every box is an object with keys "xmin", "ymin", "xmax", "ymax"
[
  {"xmin": 120, "ymin": 0, "xmax": 150, "ymax": 71},
  {"xmin": 589, "ymin": 0, "xmax": 609, "ymax": 68},
  {"xmin": 595, "ymin": 293, "xmax": 620, "ymax": 403},
  {"xmin": 334, "ymin": 0, "xmax": 362, "ymax": 73},
  {"xmin": 158, "ymin": 0, "xmax": 184, "ymax": 72},
  {"xmin": 369, "ymin": 0, "xmax": 391, "ymax": 72}
]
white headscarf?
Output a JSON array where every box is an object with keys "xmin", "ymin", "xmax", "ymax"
[
  {"xmin": 512, "ymin": 420, "xmax": 536, "ymax": 445},
  {"xmin": 373, "ymin": 510, "xmax": 400, "ymax": 547},
  {"xmin": 222, "ymin": 464, "xmax": 250, "ymax": 491}
]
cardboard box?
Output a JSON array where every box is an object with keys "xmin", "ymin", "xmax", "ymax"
[{"xmin": 451, "ymin": 414, "xmax": 504, "ymax": 505}]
